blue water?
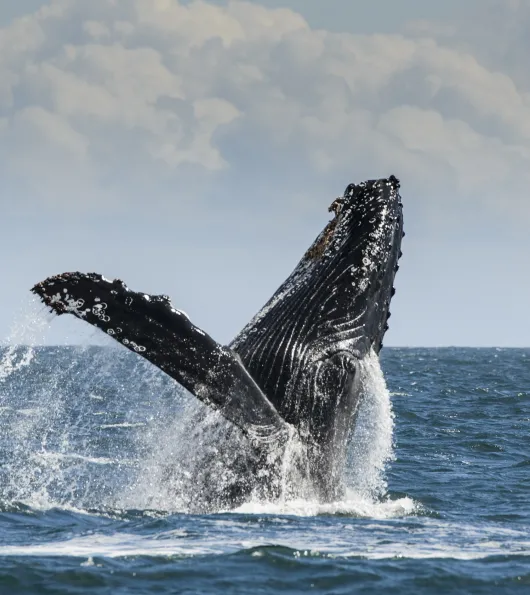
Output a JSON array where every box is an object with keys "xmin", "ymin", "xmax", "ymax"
[{"xmin": 0, "ymin": 334, "xmax": 529, "ymax": 593}]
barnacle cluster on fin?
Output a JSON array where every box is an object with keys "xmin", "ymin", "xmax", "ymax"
[{"xmin": 32, "ymin": 272, "xmax": 125, "ymax": 314}]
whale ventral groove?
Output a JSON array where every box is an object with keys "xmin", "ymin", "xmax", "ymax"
[{"xmin": 31, "ymin": 175, "xmax": 404, "ymax": 506}]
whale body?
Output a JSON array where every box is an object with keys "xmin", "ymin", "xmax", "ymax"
[{"xmin": 32, "ymin": 176, "xmax": 404, "ymax": 506}]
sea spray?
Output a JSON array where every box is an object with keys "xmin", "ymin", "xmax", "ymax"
[
  {"xmin": 0, "ymin": 345, "xmax": 127, "ymax": 509},
  {"xmin": 235, "ymin": 349, "xmax": 399, "ymax": 516},
  {"xmin": 0, "ymin": 296, "xmax": 50, "ymax": 383},
  {"xmin": 344, "ymin": 349, "xmax": 395, "ymax": 500},
  {"xmin": 0, "ymin": 303, "xmax": 179, "ymax": 510},
  {"xmin": 1, "ymin": 305, "xmax": 399, "ymax": 515}
]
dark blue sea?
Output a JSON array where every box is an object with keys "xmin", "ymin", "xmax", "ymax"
[{"xmin": 0, "ymin": 321, "xmax": 529, "ymax": 593}]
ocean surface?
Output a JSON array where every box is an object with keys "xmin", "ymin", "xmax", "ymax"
[{"xmin": 0, "ymin": 315, "xmax": 529, "ymax": 593}]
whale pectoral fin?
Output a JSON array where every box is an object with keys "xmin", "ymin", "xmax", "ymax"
[{"xmin": 31, "ymin": 272, "xmax": 287, "ymax": 442}]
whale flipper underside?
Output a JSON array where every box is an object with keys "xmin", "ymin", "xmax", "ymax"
[{"xmin": 31, "ymin": 272, "xmax": 287, "ymax": 443}]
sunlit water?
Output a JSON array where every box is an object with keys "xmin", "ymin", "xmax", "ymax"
[{"xmin": 0, "ymin": 308, "xmax": 529, "ymax": 593}]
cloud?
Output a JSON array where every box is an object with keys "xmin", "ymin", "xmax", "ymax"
[
  {"xmin": 408, "ymin": 0, "xmax": 530, "ymax": 91},
  {"xmin": 1, "ymin": 0, "xmax": 529, "ymax": 220}
]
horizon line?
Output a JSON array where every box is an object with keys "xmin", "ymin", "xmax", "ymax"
[{"xmin": 1, "ymin": 344, "xmax": 529, "ymax": 350}]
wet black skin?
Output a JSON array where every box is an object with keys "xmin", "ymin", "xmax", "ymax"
[
  {"xmin": 32, "ymin": 176, "xmax": 404, "ymax": 506},
  {"xmin": 231, "ymin": 176, "xmax": 404, "ymax": 498}
]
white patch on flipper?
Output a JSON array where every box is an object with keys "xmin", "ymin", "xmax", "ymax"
[
  {"xmin": 119, "ymin": 338, "xmax": 145, "ymax": 352},
  {"xmin": 49, "ymin": 292, "xmax": 93, "ymax": 319}
]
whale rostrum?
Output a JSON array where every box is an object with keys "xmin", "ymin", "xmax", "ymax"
[{"xmin": 32, "ymin": 176, "xmax": 404, "ymax": 504}]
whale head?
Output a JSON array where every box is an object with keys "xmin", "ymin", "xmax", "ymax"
[
  {"xmin": 231, "ymin": 176, "xmax": 404, "ymax": 496},
  {"xmin": 233, "ymin": 175, "xmax": 404, "ymax": 364},
  {"xmin": 306, "ymin": 174, "xmax": 404, "ymax": 358}
]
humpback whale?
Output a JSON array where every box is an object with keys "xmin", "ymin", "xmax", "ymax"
[{"xmin": 32, "ymin": 176, "xmax": 404, "ymax": 506}]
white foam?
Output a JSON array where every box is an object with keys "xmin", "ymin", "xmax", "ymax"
[
  {"xmin": 234, "ymin": 493, "xmax": 417, "ymax": 519},
  {"xmin": 0, "ymin": 532, "xmax": 216, "ymax": 558},
  {"xmin": 32, "ymin": 451, "xmax": 134, "ymax": 467},
  {"xmin": 0, "ymin": 520, "xmax": 527, "ymax": 561},
  {"xmin": 16, "ymin": 408, "xmax": 42, "ymax": 416},
  {"xmin": 99, "ymin": 422, "xmax": 146, "ymax": 429}
]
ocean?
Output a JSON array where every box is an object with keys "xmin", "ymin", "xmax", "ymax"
[{"xmin": 0, "ymin": 325, "xmax": 528, "ymax": 593}]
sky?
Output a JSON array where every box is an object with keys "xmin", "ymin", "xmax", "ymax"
[{"xmin": 0, "ymin": 0, "xmax": 529, "ymax": 347}]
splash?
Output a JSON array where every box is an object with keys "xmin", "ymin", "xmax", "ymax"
[
  {"xmin": 0, "ymin": 303, "xmax": 179, "ymax": 511},
  {"xmin": 234, "ymin": 349, "xmax": 402, "ymax": 517},
  {"xmin": 1, "ymin": 305, "xmax": 404, "ymax": 517},
  {"xmin": 134, "ymin": 349, "xmax": 399, "ymax": 515},
  {"xmin": 344, "ymin": 349, "xmax": 396, "ymax": 500},
  {"xmin": 0, "ymin": 297, "xmax": 51, "ymax": 382}
]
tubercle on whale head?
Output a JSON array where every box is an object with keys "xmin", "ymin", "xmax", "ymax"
[
  {"xmin": 350, "ymin": 176, "xmax": 403, "ymax": 354},
  {"xmin": 306, "ymin": 176, "xmax": 401, "ymax": 259},
  {"xmin": 301, "ymin": 175, "xmax": 404, "ymax": 357}
]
